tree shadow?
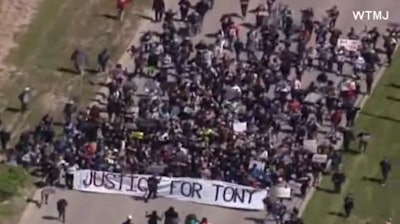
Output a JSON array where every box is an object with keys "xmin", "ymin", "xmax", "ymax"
[
  {"xmin": 137, "ymin": 14, "xmax": 154, "ymax": 22},
  {"xmin": 315, "ymin": 186, "xmax": 336, "ymax": 194},
  {"xmin": 385, "ymin": 83, "xmax": 400, "ymax": 89},
  {"xmin": 5, "ymin": 107, "xmax": 20, "ymax": 113},
  {"xmin": 360, "ymin": 111, "xmax": 400, "ymax": 123},
  {"xmin": 42, "ymin": 215, "xmax": 59, "ymax": 220},
  {"xmin": 328, "ymin": 211, "xmax": 345, "ymax": 218},
  {"xmin": 240, "ymin": 22, "xmax": 255, "ymax": 30},
  {"xmin": 100, "ymin": 13, "xmax": 117, "ymax": 20},
  {"xmin": 85, "ymin": 68, "xmax": 98, "ymax": 74},
  {"xmin": 362, "ymin": 176, "xmax": 381, "ymax": 184},
  {"xmin": 386, "ymin": 95, "xmax": 400, "ymax": 102},
  {"xmin": 244, "ymin": 217, "xmax": 265, "ymax": 224},
  {"xmin": 341, "ymin": 149, "xmax": 361, "ymax": 155},
  {"xmin": 57, "ymin": 67, "xmax": 77, "ymax": 74},
  {"xmin": 205, "ymin": 32, "xmax": 219, "ymax": 38}
]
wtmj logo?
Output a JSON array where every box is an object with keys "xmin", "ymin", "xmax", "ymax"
[{"xmin": 352, "ymin": 11, "xmax": 389, "ymax": 20}]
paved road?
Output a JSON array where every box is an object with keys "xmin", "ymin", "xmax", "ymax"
[{"xmin": 18, "ymin": 1, "xmax": 400, "ymax": 224}]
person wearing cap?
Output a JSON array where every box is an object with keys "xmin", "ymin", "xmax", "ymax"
[{"xmin": 18, "ymin": 87, "xmax": 31, "ymax": 112}]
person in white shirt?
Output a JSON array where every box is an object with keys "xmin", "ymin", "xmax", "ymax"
[{"xmin": 66, "ymin": 163, "xmax": 79, "ymax": 189}]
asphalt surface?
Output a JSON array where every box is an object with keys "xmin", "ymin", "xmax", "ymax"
[{"xmin": 18, "ymin": 0, "xmax": 400, "ymax": 224}]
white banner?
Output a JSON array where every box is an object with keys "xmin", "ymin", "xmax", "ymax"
[{"xmin": 73, "ymin": 170, "xmax": 268, "ymax": 210}]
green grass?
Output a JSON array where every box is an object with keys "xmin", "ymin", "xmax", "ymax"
[
  {"xmin": 1, "ymin": 0, "xmax": 149, "ymax": 140},
  {"xmin": 0, "ymin": 165, "xmax": 33, "ymax": 223},
  {"xmin": 303, "ymin": 51, "xmax": 400, "ymax": 224}
]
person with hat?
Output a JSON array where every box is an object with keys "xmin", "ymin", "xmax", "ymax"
[{"xmin": 18, "ymin": 87, "xmax": 31, "ymax": 112}]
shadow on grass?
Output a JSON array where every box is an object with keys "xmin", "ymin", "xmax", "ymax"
[
  {"xmin": 327, "ymin": 211, "xmax": 346, "ymax": 218},
  {"xmin": 137, "ymin": 14, "xmax": 154, "ymax": 22},
  {"xmin": 341, "ymin": 149, "xmax": 362, "ymax": 155},
  {"xmin": 385, "ymin": 82, "xmax": 400, "ymax": 89},
  {"xmin": 42, "ymin": 216, "xmax": 59, "ymax": 220},
  {"xmin": 100, "ymin": 13, "xmax": 117, "ymax": 20},
  {"xmin": 57, "ymin": 67, "xmax": 77, "ymax": 74},
  {"xmin": 360, "ymin": 111, "xmax": 400, "ymax": 123},
  {"xmin": 315, "ymin": 186, "xmax": 336, "ymax": 194},
  {"xmin": 386, "ymin": 95, "xmax": 400, "ymax": 102},
  {"xmin": 5, "ymin": 107, "xmax": 20, "ymax": 113},
  {"xmin": 362, "ymin": 176, "xmax": 382, "ymax": 184}
]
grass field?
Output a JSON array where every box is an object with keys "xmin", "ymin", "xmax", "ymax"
[
  {"xmin": 303, "ymin": 51, "xmax": 400, "ymax": 224},
  {"xmin": 0, "ymin": 0, "xmax": 149, "ymax": 141}
]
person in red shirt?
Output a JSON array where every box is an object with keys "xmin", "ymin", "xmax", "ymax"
[{"xmin": 116, "ymin": 0, "xmax": 130, "ymax": 21}]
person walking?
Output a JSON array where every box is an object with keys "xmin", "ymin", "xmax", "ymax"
[
  {"xmin": 380, "ymin": 157, "xmax": 391, "ymax": 186},
  {"xmin": 152, "ymin": 0, "xmax": 165, "ymax": 22},
  {"xmin": 331, "ymin": 168, "xmax": 346, "ymax": 193},
  {"xmin": 40, "ymin": 186, "xmax": 55, "ymax": 207},
  {"xmin": 97, "ymin": 49, "xmax": 110, "ymax": 73},
  {"xmin": 70, "ymin": 48, "xmax": 88, "ymax": 75},
  {"xmin": 343, "ymin": 193, "xmax": 354, "ymax": 218},
  {"xmin": 18, "ymin": 87, "xmax": 31, "ymax": 112},
  {"xmin": 145, "ymin": 175, "xmax": 159, "ymax": 202},
  {"xmin": 116, "ymin": 0, "xmax": 130, "ymax": 21}
]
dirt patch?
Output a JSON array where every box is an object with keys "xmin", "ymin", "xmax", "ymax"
[{"xmin": 0, "ymin": 0, "xmax": 42, "ymax": 71}]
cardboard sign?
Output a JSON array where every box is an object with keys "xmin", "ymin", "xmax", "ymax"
[
  {"xmin": 303, "ymin": 139, "xmax": 318, "ymax": 154},
  {"xmin": 233, "ymin": 122, "xmax": 247, "ymax": 133},
  {"xmin": 312, "ymin": 154, "xmax": 328, "ymax": 163},
  {"xmin": 337, "ymin": 38, "xmax": 361, "ymax": 52},
  {"xmin": 271, "ymin": 186, "xmax": 292, "ymax": 199}
]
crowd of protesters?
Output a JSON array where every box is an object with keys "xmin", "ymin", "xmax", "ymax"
[{"xmin": 4, "ymin": 0, "xmax": 399, "ymax": 223}]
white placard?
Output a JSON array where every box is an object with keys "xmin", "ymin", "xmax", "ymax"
[
  {"xmin": 303, "ymin": 139, "xmax": 318, "ymax": 154},
  {"xmin": 73, "ymin": 170, "xmax": 268, "ymax": 210},
  {"xmin": 312, "ymin": 154, "xmax": 328, "ymax": 163},
  {"xmin": 337, "ymin": 38, "xmax": 362, "ymax": 52},
  {"xmin": 233, "ymin": 122, "xmax": 247, "ymax": 133},
  {"xmin": 271, "ymin": 186, "xmax": 292, "ymax": 199}
]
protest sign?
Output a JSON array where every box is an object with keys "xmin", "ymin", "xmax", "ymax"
[
  {"xmin": 233, "ymin": 122, "xmax": 247, "ymax": 133},
  {"xmin": 312, "ymin": 154, "xmax": 328, "ymax": 163},
  {"xmin": 73, "ymin": 170, "xmax": 268, "ymax": 210},
  {"xmin": 270, "ymin": 186, "xmax": 292, "ymax": 199},
  {"xmin": 337, "ymin": 38, "xmax": 361, "ymax": 52},
  {"xmin": 303, "ymin": 139, "xmax": 318, "ymax": 154}
]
